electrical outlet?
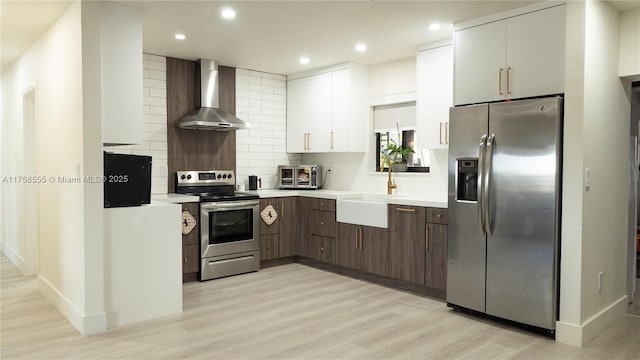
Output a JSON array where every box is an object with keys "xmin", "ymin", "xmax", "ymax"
[{"xmin": 598, "ymin": 271, "xmax": 604, "ymax": 292}]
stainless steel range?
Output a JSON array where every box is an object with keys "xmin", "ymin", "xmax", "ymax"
[{"xmin": 176, "ymin": 170, "xmax": 260, "ymax": 281}]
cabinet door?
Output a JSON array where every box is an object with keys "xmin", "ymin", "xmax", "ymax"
[
  {"xmin": 286, "ymin": 73, "xmax": 332, "ymax": 153},
  {"xmin": 361, "ymin": 226, "xmax": 389, "ymax": 277},
  {"xmin": 330, "ymin": 68, "xmax": 350, "ymax": 152},
  {"xmin": 182, "ymin": 244, "xmax": 199, "ymax": 274},
  {"xmin": 417, "ymin": 45, "xmax": 453, "ymax": 150},
  {"xmin": 388, "ymin": 205, "xmax": 426, "ymax": 284},
  {"xmin": 279, "ymin": 197, "xmax": 298, "ymax": 257},
  {"xmin": 454, "ymin": 20, "xmax": 506, "ymax": 105},
  {"xmin": 260, "ymin": 234, "xmax": 279, "ymax": 261},
  {"xmin": 505, "ymin": 5, "xmax": 565, "ymax": 99},
  {"xmin": 297, "ymin": 198, "xmax": 312, "ymax": 257},
  {"xmin": 336, "ymin": 223, "xmax": 361, "ymax": 270},
  {"xmin": 181, "ymin": 203, "xmax": 200, "ymax": 246},
  {"xmin": 425, "ymin": 223, "xmax": 447, "ymax": 291},
  {"xmin": 315, "ymin": 235, "xmax": 336, "ymax": 264},
  {"xmin": 259, "ymin": 199, "xmax": 280, "ymax": 235}
]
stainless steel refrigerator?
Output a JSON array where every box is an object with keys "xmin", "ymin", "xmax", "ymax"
[{"xmin": 447, "ymin": 96, "xmax": 562, "ymax": 334}]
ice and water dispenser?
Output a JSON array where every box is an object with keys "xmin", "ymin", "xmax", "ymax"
[{"xmin": 456, "ymin": 158, "xmax": 478, "ymax": 202}]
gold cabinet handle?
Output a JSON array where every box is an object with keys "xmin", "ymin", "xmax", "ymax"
[
  {"xmin": 439, "ymin": 122, "xmax": 443, "ymax": 145},
  {"xmin": 320, "ymin": 247, "xmax": 325, "ymax": 252},
  {"xmin": 359, "ymin": 228, "xmax": 364, "ymax": 249},
  {"xmin": 184, "ymin": 257, "xmax": 188, "ymax": 263},
  {"xmin": 426, "ymin": 225, "xmax": 430, "ymax": 253},
  {"xmin": 307, "ymin": 133, "xmax": 311, "ymax": 151},
  {"xmin": 281, "ymin": 199, "xmax": 284, "ymax": 219},
  {"xmin": 396, "ymin": 207, "xmax": 416, "ymax": 213},
  {"xmin": 506, "ymin": 66, "xmax": 512, "ymax": 95},
  {"xmin": 331, "ymin": 131, "xmax": 335, "ymax": 150},
  {"xmin": 321, "ymin": 221, "xmax": 325, "ymax": 225},
  {"xmin": 445, "ymin": 122, "xmax": 449, "ymax": 145},
  {"xmin": 355, "ymin": 228, "xmax": 358, "ymax": 249},
  {"xmin": 498, "ymin": 67, "xmax": 504, "ymax": 95}
]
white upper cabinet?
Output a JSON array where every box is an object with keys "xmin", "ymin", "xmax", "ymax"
[
  {"xmin": 101, "ymin": 2, "xmax": 143, "ymax": 146},
  {"xmin": 286, "ymin": 72, "xmax": 332, "ymax": 152},
  {"xmin": 287, "ymin": 63, "xmax": 368, "ymax": 153},
  {"xmin": 417, "ymin": 43, "xmax": 454, "ymax": 150},
  {"xmin": 454, "ymin": 4, "xmax": 566, "ymax": 106}
]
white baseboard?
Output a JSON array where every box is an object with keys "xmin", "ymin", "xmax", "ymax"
[
  {"xmin": 1, "ymin": 241, "xmax": 26, "ymax": 273},
  {"xmin": 581, "ymin": 295, "xmax": 628, "ymax": 344},
  {"xmin": 38, "ymin": 275, "xmax": 106, "ymax": 335},
  {"xmin": 556, "ymin": 295, "xmax": 629, "ymax": 347}
]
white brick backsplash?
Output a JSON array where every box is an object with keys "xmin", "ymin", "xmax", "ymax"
[
  {"xmin": 143, "ymin": 78, "xmax": 166, "ymax": 89},
  {"xmin": 249, "ymin": 70, "xmax": 273, "ymax": 78},
  {"xmin": 236, "ymin": 68, "xmax": 300, "ymax": 189},
  {"xmin": 104, "ymin": 53, "xmax": 168, "ymax": 194},
  {"xmin": 143, "ymin": 59, "xmax": 165, "ymax": 71},
  {"xmin": 249, "ymin": 83, "xmax": 273, "ymax": 94},
  {"xmin": 149, "ymin": 88, "xmax": 166, "ymax": 98},
  {"xmin": 261, "ymin": 77, "xmax": 285, "ymax": 88},
  {"xmin": 144, "ymin": 96, "xmax": 166, "ymax": 107}
]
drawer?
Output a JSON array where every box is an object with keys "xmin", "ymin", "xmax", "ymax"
[
  {"xmin": 426, "ymin": 207, "xmax": 448, "ymax": 224},
  {"xmin": 309, "ymin": 198, "xmax": 336, "ymax": 212},
  {"xmin": 310, "ymin": 210, "xmax": 336, "ymax": 238}
]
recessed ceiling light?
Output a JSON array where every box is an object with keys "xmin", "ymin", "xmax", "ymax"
[
  {"xmin": 175, "ymin": 33, "xmax": 186, "ymax": 40},
  {"xmin": 299, "ymin": 57, "xmax": 310, "ymax": 65},
  {"xmin": 355, "ymin": 43, "xmax": 367, "ymax": 52},
  {"xmin": 428, "ymin": 23, "xmax": 441, "ymax": 31},
  {"xmin": 221, "ymin": 8, "xmax": 236, "ymax": 20}
]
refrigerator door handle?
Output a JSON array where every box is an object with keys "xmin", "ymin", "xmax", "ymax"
[
  {"xmin": 477, "ymin": 134, "xmax": 488, "ymax": 235},
  {"xmin": 484, "ymin": 133, "xmax": 495, "ymax": 235}
]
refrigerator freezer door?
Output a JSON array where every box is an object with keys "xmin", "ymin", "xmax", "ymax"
[
  {"xmin": 485, "ymin": 97, "xmax": 562, "ymax": 330},
  {"xmin": 447, "ymin": 104, "xmax": 489, "ymax": 313}
]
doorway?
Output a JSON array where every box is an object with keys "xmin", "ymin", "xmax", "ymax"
[
  {"xmin": 630, "ymin": 81, "xmax": 640, "ymax": 316},
  {"xmin": 22, "ymin": 85, "xmax": 39, "ymax": 276}
]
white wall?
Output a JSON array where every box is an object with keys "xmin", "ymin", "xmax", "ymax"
[
  {"xmin": 235, "ymin": 69, "xmax": 301, "ymax": 189},
  {"xmin": 557, "ymin": 0, "xmax": 631, "ymax": 347},
  {"xmin": 368, "ymin": 57, "xmax": 416, "ymax": 98},
  {"xmin": 0, "ymin": 1, "xmax": 106, "ymax": 334},
  {"xmin": 619, "ymin": 8, "xmax": 640, "ymax": 77},
  {"xmin": 104, "ymin": 54, "xmax": 168, "ymax": 194},
  {"xmin": 302, "ymin": 56, "xmax": 448, "ymax": 201}
]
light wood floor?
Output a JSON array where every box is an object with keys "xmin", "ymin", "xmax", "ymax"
[{"xmin": 2, "ymin": 254, "xmax": 640, "ymax": 360}]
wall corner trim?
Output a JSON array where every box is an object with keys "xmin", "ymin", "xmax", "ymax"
[
  {"xmin": 1, "ymin": 242, "xmax": 26, "ymax": 274},
  {"xmin": 556, "ymin": 295, "xmax": 629, "ymax": 347},
  {"xmin": 37, "ymin": 276, "xmax": 107, "ymax": 335}
]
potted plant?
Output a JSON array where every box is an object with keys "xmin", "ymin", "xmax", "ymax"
[{"xmin": 384, "ymin": 142, "xmax": 414, "ymax": 172}]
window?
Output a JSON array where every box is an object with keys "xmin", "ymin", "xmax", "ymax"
[{"xmin": 373, "ymin": 102, "xmax": 429, "ymax": 172}]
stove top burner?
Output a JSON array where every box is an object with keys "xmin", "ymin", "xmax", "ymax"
[{"xmin": 175, "ymin": 170, "xmax": 259, "ymax": 203}]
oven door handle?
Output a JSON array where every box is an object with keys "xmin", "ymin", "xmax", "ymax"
[{"xmin": 201, "ymin": 200, "xmax": 259, "ymax": 210}]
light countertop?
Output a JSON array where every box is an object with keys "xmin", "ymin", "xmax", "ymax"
[{"xmin": 152, "ymin": 190, "xmax": 447, "ymax": 208}]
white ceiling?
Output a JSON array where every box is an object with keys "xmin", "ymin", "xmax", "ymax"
[{"xmin": 2, "ymin": 1, "xmax": 640, "ymax": 75}]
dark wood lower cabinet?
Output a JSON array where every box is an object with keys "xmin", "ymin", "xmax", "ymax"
[
  {"xmin": 260, "ymin": 234, "xmax": 279, "ymax": 261},
  {"xmin": 388, "ymin": 205, "xmax": 426, "ymax": 285},
  {"xmin": 425, "ymin": 223, "xmax": 447, "ymax": 291},
  {"xmin": 361, "ymin": 226, "xmax": 389, "ymax": 277},
  {"xmin": 307, "ymin": 235, "xmax": 336, "ymax": 264},
  {"xmin": 336, "ymin": 223, "xmax": 388, "ymax": 277},
  {"xmin": 279, "ymin": 197, "xmax": 298, "ymax": 257},
  {"xmin": 181, "ymin": 203, "xmax": 200, "ymax": 283},
  {"xmin": 182, "ymin": 244, "xmax": 200, "ymax": 274}
]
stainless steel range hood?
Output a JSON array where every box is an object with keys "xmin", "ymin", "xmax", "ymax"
[{"xmin": 177, "ymin": 59, "xmax": 250, "ymax": 131}]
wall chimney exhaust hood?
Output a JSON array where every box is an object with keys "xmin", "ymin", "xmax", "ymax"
[{"xmin": 177, "ymin": 59, "xmax": 250, "ymax": 131}]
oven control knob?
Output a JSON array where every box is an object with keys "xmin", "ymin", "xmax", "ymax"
[
  {"xmin": 228, "ymin": 174, "xmax": 233, "ymax": 179},
  {"xmin": 180, "ymin": 175, "xmax": 186, "ymax": 180},
  {"xmin": 217, "ymin": 174, "xmax": 222, "ymax": 179},
  {"xmin": 222, "ymin": 174, "xmax": 227, "ymax": 179},
  {"xmin": 186, "ymin": 174, "xmax": 192, "ymax": 180}
]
